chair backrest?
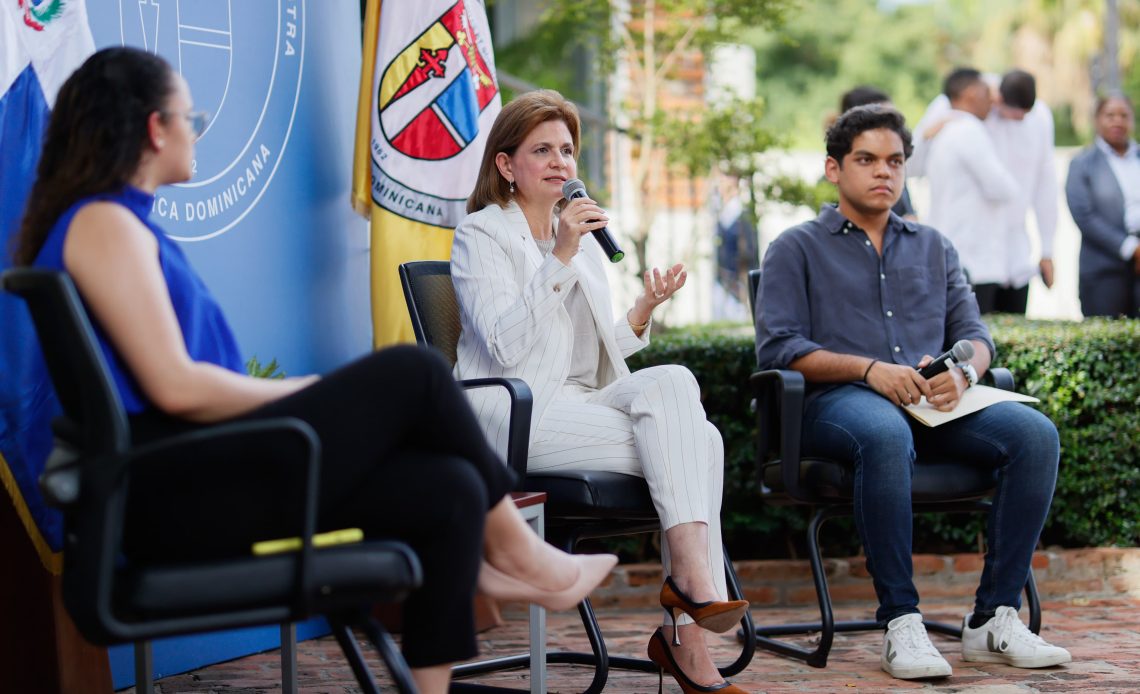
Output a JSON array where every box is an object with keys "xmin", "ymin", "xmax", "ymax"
[
  {"xmin": 398, "ymin": 260, "xmax": 460, "ymax": 366},
  {"xmin": 2, "ymin": 268, "xmax": 129, "ymax": 458}
]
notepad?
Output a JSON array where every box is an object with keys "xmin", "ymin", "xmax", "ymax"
[{"xmin": 904, "ymin": 384, "xmax": 1040, "ymax": 427}]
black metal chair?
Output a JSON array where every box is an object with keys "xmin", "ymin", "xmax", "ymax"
[
  {"xmin": 399, "ymin": 259, "xmax": 755, "ymax": 693},
  {"xmin": 746, "ymin": 267, "xmax": 1041, "ymax": 667},
  {"xmin": 2, "ymin": 268, "xmax": 425, "ymax": 694}
]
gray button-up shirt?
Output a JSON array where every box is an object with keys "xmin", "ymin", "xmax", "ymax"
[{"xmin": 755, "ymin": 205, "xmax": 993, "ymax": 403}]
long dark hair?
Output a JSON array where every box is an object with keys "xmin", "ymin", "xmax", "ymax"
[{"xmin": 13, "ymin": 47, "xmax": 175, "ymax": 266}]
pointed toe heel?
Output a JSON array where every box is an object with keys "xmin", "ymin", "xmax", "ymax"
[
  {"xmin": 646, "ymin": 627, "xmax": 749, "ymax": 693},
  {"xmin": 660, "ymin": 576, "xmax": 749, "ymax": 637},
  {"xmin": 477, "ymin": 553, "xmax": 617, "ymax": 612}
]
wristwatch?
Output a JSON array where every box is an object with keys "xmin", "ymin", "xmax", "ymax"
[{"xmin": 958, "ymin": 363, "xmax": 978, "ymax": 388}]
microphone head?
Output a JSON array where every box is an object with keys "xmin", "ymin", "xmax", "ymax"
[
  {"xmin": 562, "ymin": 178, "xmax": 586, "ymax": 199},
  {"xmin": 951, "ymin": 340, "xmax": 975, "ymax": 362}
]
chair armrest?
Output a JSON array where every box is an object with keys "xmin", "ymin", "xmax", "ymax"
[
  {"xmin": 458, "ymin": 377, "xmax": 533, "ymax": 482},
  {"xmin": 70, "ymin": 417, "xmax": 321, "ymax": 622},
  {"xmin": 984, "ymin": 367, "xmax": 1015, "ymax": 391},
  {"xmin": 749, "ymin": 370, "xmax": 805, "ymax": 499}
]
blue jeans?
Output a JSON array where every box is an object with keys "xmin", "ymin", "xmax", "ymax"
[{"xmin": 802, "ymin": 385, "xmax": 1060, "ymax": 624}]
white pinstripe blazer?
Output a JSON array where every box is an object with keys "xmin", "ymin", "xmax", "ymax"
[{"xmin": 451, "ymin": 201, "xmax": 650, "ymax": 459}]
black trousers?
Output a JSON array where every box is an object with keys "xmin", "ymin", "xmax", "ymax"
[
  {"xmin": 126, "ymin": 345, "xmax": 516, "ymax": 667},
  {"xmin": 973, "ymin": 282, "xmax": 1029, "ymax": 315},
  {"xmin": 1080, "ymin": 269, "xmax": 1140, "ymax": 318}
]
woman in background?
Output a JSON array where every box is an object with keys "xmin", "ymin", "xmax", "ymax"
[
  {"xmin": 451, "ymin": 89, "xmax": 749, "ymax": 694},
  {"xmin": 1065, "ymin": 93, "xmax": 1140, "ymax": 318},
  {"xmin": 14, "ymin": 47, "xmax": 614, "ymax": 694}
]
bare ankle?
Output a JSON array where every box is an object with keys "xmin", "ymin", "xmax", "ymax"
[
  {"xmin": 663, "ymin": 626, "xmax": 722, "ymax": 685},
  {"xmin": 668, "ymin": 573, "xmax": 719, "ymax": 604}
]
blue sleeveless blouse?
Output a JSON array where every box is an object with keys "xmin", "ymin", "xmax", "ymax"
[{"xmin": 34, "ymin": 186, "xmax": 244, "ymax": 414}]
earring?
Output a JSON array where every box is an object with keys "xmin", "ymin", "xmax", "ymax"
[
  {"xmin": 509, "ymin": 180, "xmax": 515, "ymax": 194},
  {"xmin": 157, "ymin": 139, "xmax": 165, "ymax": 147}
]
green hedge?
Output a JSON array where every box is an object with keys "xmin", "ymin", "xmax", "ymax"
[{"xmin": 625, "ymin": 317, "xmax": 1140, "ymax": 559}]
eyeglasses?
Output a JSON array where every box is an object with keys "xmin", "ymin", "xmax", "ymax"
[{"xmin": 162, "ymin": 110, "xmax": 210, "ymax": 139}]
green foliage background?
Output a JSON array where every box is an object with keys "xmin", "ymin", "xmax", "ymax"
[
  {"xmin": 625, "ymin": 318, "xmax": 1140, "ymax": 560},
  {"xmin": 492, "ymin": 0, "xmax": 1140, "ymax": 151},
  {"xmin": 743, "ymin": 0, "xmax": 1140, "ymax": 149}
]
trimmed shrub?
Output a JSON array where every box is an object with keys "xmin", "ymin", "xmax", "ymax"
[{"xmin": 626, "ymin": 317, "xmax": 1139, "ymax": 559}]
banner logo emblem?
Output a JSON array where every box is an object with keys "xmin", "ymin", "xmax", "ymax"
[
  {"xmin": 377, "ymin": 0, "xmax": 496, "ymax": 161},
  {"xmin": 19, "ymin": 0, "xmax": 66, "ymax": 30},
  {"xmin": 117, "ymin": 0, "xmax": 305, "ymax": 241},
  {"xmin": 370, "ymin": 0, "xmax": 498, "ymax": 227}
]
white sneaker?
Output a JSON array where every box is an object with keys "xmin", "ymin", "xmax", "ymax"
[
  {"xmin": 881, "ymin": 613, "xmax": 953, "ymax": 679},
  {"xmin": 961, "ymin": 605, "xmax": 1072, "ymax": 668}
]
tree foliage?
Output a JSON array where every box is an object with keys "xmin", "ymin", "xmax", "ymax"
[
  {"xmin": 494, "ymin": 0, "xmax": 793, "ymax": 281},
  {"xmin": 662, "ymin": 94, "xmax": 835, "ymax": 230},
  {"xmin": 742, "ymin": 0, "xmax": 1140, "ymax": 148}
]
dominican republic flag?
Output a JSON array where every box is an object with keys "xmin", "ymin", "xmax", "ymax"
[
  {"xmin": 0, "ymin": 0, "xmax": 94, "ymax": 572},
  {"xmin": 352, "ymin": 0, "xmax": 500, "ymax": 346}
]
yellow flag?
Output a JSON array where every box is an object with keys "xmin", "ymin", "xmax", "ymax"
[{"xmin": 352, "ymin": 0, "xmax": 501, "ymax": 347}]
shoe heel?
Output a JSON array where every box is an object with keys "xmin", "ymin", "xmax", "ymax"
[
  {"xmin": 657, "ymin": 668, "xmax": 663, "ymax": 694},
  {"xmin": 669, "ymin": 608, "xmax": 682, "ymax": 646}
]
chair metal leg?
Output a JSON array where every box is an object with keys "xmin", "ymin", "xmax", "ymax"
[
  {"xmin": 752, "ymin": 505, "xmax": 845, "ymax": 667},
  {"xmin": 1026, "ymin": 565, "xmax": 1042, "ymax": 634},
  {"xmin": 329, "ymin": 619, "xmax": 383, "ymax": 694},
  {"xmin": 280, "ymin": 623, "xmax": 298, "ymax": 694},
  {"xmin": 134, "ymin": 641, "xmax": 154, "ymax": 694},
  {"xmin": 720, "ymin": 548, "xmax": 756, "ymax": 677},
  {"xmin": 357, "ymin": 617, "xmax": 420, "ymax": 694},
  {"xmin": 750, "ymin": 499, "xmax": 1046, "ymax": 668}
]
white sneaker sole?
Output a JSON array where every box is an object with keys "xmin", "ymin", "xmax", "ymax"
[
  {"xmin": 961, "ymin": 649, "xmax": 1072, "ymax": 668},
  {"xmin": 881, "ymin": 658, "xmax": 953, "ymax": 679}
]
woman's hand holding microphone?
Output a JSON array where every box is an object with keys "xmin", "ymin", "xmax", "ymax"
[{"xmin": 553, "ymin": 196, "xmax": 608, "ymax": 266}]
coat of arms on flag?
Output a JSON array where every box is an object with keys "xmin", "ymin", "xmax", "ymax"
[
  {"xmin": 378, "ymin": 1, "xmax": 498, "ymax": 162},
  {"xmin": 362, "ymin": 0, "xmax": 499, "ymax": 229},
  {"xmin": 353, "ymin": 0, "xmax": 500, "ymax": 347}
]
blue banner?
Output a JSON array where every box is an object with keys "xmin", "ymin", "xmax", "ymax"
[{"xmin": 87, "ymin": 0, "xmax": 372, "ymax": 374}]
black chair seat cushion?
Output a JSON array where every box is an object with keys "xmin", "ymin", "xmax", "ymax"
[
  {"xmin": 763, "ymin": 457, "xmax": 998, "ymax": 502},
  {"xmin": 525, "ymin": 470, "xmax": 657, "ymax": 520},
  {"xmin": 117, "ymin": 541, "xmax": 421, "ymax": 619}
]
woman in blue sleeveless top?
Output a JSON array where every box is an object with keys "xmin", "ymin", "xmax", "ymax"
[{"xmin": 13, "ymin": 47, "xmax": 614, "ymax": 694}]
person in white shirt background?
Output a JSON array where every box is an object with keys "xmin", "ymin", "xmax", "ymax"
[
  {"xmin": 911, "ymin": 69, "xmax": 1058, "ymax": 314},
  {"xmin": 1065, "ymin": 93, "xmax": 1140, "ymax": 318},
  {"xmin": 919, "ymin": 68, "xmax": 1021, "ymax": 311}
]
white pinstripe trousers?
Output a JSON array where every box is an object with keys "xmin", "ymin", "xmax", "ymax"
[{"xmin": 528, "ymin": 365, "xmax": 728, "ymax": 625}]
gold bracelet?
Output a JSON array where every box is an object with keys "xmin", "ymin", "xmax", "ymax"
[{"xmin": 628, "ymin": 314, "xmax": 650, "ymax": 331}]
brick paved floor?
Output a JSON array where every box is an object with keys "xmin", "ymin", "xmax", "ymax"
[{"xmin": 145, "ymin": 597, "xmax": 1139, "ymax": 693}]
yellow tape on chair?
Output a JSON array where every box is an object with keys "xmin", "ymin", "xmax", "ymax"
[{"xmin": 251, "ymin": 528, "xmax": 364, "ymax": 556}]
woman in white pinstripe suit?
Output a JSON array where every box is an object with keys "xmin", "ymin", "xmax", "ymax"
[{"xmin": 452, "ymin": 90, "xmax": 749, "ymax": 694}]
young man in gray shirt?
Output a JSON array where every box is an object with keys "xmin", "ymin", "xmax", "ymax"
[{"xmin": 754, "ymin": 105, "xmax": 1071, "ymax": 680}]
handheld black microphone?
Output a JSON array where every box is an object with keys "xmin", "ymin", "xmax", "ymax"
[
  {"xmin": 917, "ymin": 339, "xmax": 975, "ymax": 379},
  {"xmin": 562, "ymin": 178, "xmax": 624, "ymax": 263}
]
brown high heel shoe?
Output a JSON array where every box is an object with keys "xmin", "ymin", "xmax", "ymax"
[
  {"xmin": 647, "ymin": 627, "xmax": 748, "ymax": 694},
  {"xmin": 660, "ymin": 576, "xmax": 749, "ymax": 645}
]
